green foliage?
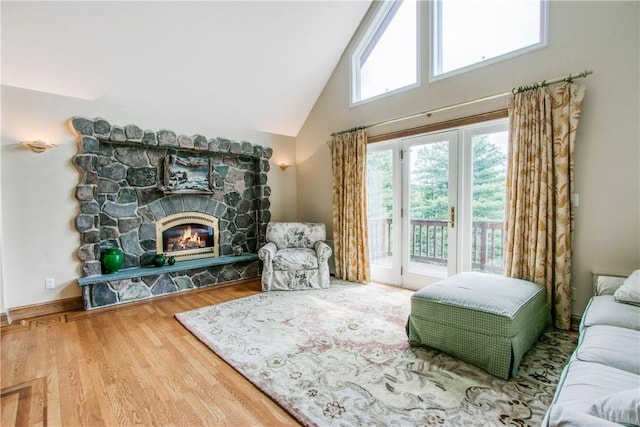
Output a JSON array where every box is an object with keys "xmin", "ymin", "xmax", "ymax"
[
  {"xmin": 367, "ymin": 136, "xmax": 506, "ymax": 222},
  {"xmin": 410, "ymin": 143, "xmax": 449, "ymax": 220},
  {"xmin": 471, "ymin": 137, "xmax": 506, "ymax": 221},
  {"xmin": 366, "ymin": 150, "xmax": 393, "ymax": 219}
]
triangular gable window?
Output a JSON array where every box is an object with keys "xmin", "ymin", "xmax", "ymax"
[{"xmin": 352, "ymin": 0, "xmax": 418, "ymax": 104}]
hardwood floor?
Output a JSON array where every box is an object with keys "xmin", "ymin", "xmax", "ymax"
[{"xmin": 1, "ymin": 279, "xmax": 300, "ymax": 427}]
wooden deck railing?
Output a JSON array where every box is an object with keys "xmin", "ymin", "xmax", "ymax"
[{"xmin": 368, "ymin": 217, "xmax": 504, "ymax": 273}]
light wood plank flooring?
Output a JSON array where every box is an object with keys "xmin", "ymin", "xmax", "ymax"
[{"xmin": 1, "ymin": 279, "xmax": 301, "ymax": 426}]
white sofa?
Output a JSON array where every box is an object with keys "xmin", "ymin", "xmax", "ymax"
[{"xmin": 543, "ymin": 270, "xmax": 640, "ymax": 426}]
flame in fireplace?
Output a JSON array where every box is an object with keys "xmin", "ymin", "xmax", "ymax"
[{"xmin": 177, "ymin": 226, "xmax": 205, "ymax": 249}]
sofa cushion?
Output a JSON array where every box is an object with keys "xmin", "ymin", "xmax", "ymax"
[
  {"xmin": 581, "ymin": 296, "xmax": 640, "ymax": 331},
  {"xmin": 614, "ymin": 270, "xmax": 640, "ymax": 306},
  {"xmin": 546, "ymin": 404, "xmax": 624, "ymax": 426},
  {"xmin": 272, "ymin": 248, "xmax": 318, "ymax": 271},
  {"xmin": 577, "ymin": 325, "xmax": 640, "ymax": 374},
  {"xmin": 551, "ymin": 359, "xmax": 640, "ymax": 414},
  {"xmin": 588, "ymin": 388, "xmax": 640, "ymax": 426}
]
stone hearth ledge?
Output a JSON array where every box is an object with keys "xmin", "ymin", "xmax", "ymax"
[
  {"xmin": 78, "ymin": 254, "xmax": 259, "ymax": 310},
  {"xmin": 77, "ymin": 253, "xmax": 258, "ymax": 285}
]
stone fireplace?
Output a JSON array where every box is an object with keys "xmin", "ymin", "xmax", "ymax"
[{"xmin": 71, "ymin": 116, "xmax": 271, "ymax": 309}]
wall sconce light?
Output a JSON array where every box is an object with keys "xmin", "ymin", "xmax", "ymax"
[
  {"xmin": 278, "ymin": 163, "xmax": 290, "ymax": 171},
  {"xmin": 20, "ymin": 140, "xmax": 57, "ymax": 153}
]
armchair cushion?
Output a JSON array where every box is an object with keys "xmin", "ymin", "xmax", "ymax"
[{"xmin": 273, "ymin": 248, "xmax": 319, "ymax": 271}]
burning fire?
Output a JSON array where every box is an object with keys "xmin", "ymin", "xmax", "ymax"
[
  {"xmin": 177, "ymin": 226, "xmax": 205, "ymax": 249},
  {"xmin": 166, "ymin": 225, "xmax": 208, "ymax": 251}
]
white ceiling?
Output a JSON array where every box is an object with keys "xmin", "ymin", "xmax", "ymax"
[{"xmin": 1, "ymin": 1, "xmax": 371, "ymax": 136}]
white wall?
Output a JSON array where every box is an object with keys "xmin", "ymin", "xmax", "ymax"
[
  {"xmin": 0, "ymin": 85, "xmax": 296, "ymax": 310},
  {"xmin": 296, "ymin": 1, "xmax": 640, "ymax": 316},
  {"xmin": 0, "ymin": 96, "xmax": 5, "ymax": 321}
]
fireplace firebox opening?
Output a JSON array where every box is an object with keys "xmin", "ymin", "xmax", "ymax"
[{"xmin": 156, "ymin": 212, "xmax": 219, "ymax": 261}]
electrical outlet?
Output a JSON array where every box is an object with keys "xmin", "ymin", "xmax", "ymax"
[
  {"xmin": 572, "ymin": 193, "xmax": 580, "ymax": 208},
  {"xmin": 571, "ymin": 287, "xmax": 576, "ymax": 301},
  {"xmin": 45, "ymin": 278, "xmax": 55, "ymax": 290}
]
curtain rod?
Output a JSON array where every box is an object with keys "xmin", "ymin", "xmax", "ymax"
[{"xmin": 332, "ymin": 69, "xmax": 593, "ymax": 136}]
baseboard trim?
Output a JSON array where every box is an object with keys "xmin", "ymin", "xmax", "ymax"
[
  {"xmin": 7, "ymin": 297, "xmax": 84, "ymax": 323},
  {"xmin": 5, "ymin": 277, "xmax": 262, "ymax": 324},
  {"xmin": 1, "ymin": 310, "xmax": 12, "ymax": 327},
  {"xmin": 68, "ymin": 277, "xmax": 261, "ymax": 320}
]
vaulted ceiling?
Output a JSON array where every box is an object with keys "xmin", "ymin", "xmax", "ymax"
[{"xmin": 1, "ymin": 1, "xmax": 371, "ymax": 136}]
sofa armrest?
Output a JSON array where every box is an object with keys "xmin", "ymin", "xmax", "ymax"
[{"xmin": 592, "ymin": 272, "xmax": 628, "ymax": 296}]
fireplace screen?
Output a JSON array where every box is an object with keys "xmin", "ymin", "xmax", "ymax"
[
  {"xmin": 156, "ymin": 212, "xmax": 219, "ymax": 261},
  {"xmin": 163, "ymin": 224, "xmax": 214, "ymax": 252}
]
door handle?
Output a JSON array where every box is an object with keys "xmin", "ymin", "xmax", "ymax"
[{"xmin": 449, "ymin": 207, "xmax": 455, "ymax": 228}]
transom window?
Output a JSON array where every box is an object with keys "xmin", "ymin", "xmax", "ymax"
[
  {"xmin": 351, "ymin": 0, "xmax": 418, "ymax": 104},
  {"xmin": 431, "ymin": 0, "xmax": 548, "ymax": 79},
  {"xmin": 351, "ymin": 0, "xmax": 548, "ymax": 101}
]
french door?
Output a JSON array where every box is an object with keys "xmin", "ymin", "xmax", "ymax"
[{"xmin": 367, "ymin": 119, "xmax": 508, "ymax": 289}]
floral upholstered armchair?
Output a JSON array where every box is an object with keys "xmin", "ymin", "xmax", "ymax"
[{"xmin": 258, "ymin": 222, "xmax": 332, "ymax": 291}]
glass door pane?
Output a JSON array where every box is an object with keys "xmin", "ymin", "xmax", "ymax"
[
  {"xmin": 459, "ymin": 121, "xmax": 509, "ymax": 274},
  {"xmin": 402, "ymin": 131, "xmax": 458, "ymax": 289},
  {"xmin": 469, "ymin": 125, "xmax": 508, "ymax": 273},
  {"xmin": 367, "ymin": 142, "xmax": 400, "ymax": 284}
]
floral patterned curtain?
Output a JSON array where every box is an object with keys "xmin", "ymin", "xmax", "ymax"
[
  {"xmin": 330, "ymin": 129, "xmax": 370, "ymax": 283},
  {"xmin": 504, "ymin": 82, "xmax": 585, "ymax": 330}
]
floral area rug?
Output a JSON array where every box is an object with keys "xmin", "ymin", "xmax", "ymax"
[{"xmin": 175, "ymin": 280, "xmax": 576, "ymax": 427}]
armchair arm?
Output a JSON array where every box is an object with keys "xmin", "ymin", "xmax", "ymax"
[
  {"xmin": 258, "ymin": 242, "xmax": 278, "ymax": 262},
  {"xmin": 258, "ymin": 242, "xmax": 278, "ymax": 292},
  {"xmin": 314, "ymin": 240, "xmax": 332, "ymax": 263}
]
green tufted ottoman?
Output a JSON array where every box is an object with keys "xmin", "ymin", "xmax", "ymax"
[{"xmin": 406, "ymin": 272, "xmax": 551, "ymax": 380}]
